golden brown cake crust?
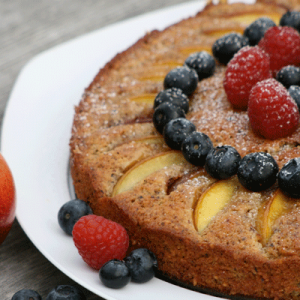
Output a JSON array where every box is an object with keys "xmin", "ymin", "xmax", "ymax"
[{"xmin": 70, "ymin": 1, "xmax": 300, "ymax": 299}]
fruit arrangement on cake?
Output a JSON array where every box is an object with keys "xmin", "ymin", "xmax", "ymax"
[{"xmin": 69, "ymin": 0, "xmax": 300, "ymax": 298}]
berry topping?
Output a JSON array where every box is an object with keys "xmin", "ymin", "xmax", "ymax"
[
  {"xmin": 276, "ymin": 65, "xmax": 300, "ymax": 88},
  {"xmin": 72, "ymin": 215, "xmax": 129, "ymax": 270},
  {"xmin": 248, "ymin": 78, "xmax": 299, "ymax": 140},
  {"xmin": 205, "ymin": 145, "xmax": 241, "ymax": 180},
  {"xmin": 58, "ymin": 199, "xmax": 93, "ymax": 235},
  {"xmin": 153, "ymin": 87, "xmax": 189, "ymax": 113},
  {"xmin": 153, "ymin": 102, "xmax": 185, "ymax": 134},
  {"xmin": 288, "ymin": 85, "xmax": 300, "ymax": 110},
  {"xmin": 46, "ymin": 285, "xmax": 86, "ymax": 300},
  {"xmin": 181, "ymin": 131, "xmax": 213, "ymax": 166},
  {"xmin": 125, "ymin": 248, "xmax": 158, "ymax": 283},
  {"xmin": 12, "ymin": 289, "xmax": 42, "ymax": 300},
  {"xmin": 243, "ymin": 17, "xmax": 276, "ymax": 46},
  {"xmin": 278, "ymin": 157, "xmax": 300, "ymax": 198},
  {"xmin": 100, "ymin": 259, "xmax": 131, "ymax": 289},
  {"xmin": 280, "ymin": 11, "xmax": 300, "ymax": 32},
  {"xmin": 163, "ymin": 118, "xmax": 196, "ymax": 150},
  {"xmin": 237, "ymin": 152, "xmax": 279, "ymax": 192},
  {"xmin": 184, "ymin": 51, "xmax": 215, "ymax": 80},
  {"xmin": 258, "ymin": 26, "xmax": 300, "ymax": 76},
  {"xmin": 212, "ymin": 32, "xmax": 249, "ymax": 65},
  {"xmin": 164, "ymin": 66, "xmax": 198, "ymax": 96},
  {"xmin": 224, "ymin": 46, "xmax": 271, "ymax": 109}
]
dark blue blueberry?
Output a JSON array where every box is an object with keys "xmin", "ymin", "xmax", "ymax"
[
  {"xmin": 100, "ymin": 259, "xmax": 131, "ymax": 289},
  {"xmin": 288, "ymin": 85, "xmax": 300, "ymax": 111},
  {"xmin": 164, "ymin": 66, "xmax": 198, "ymax": 96},
  {"xmin": 244, "ymin": 17, "xmax": 276, "ymax": 46},
  {"xmin": 12, "ymin": 289, "xmax": 42, "ymax": 300},
  {"xmin": 153, "ymin": 87, "xmax": 189, "ymax": 113},
  {"xmin": 46, "ymin": 285, "xmax": 86, "ymax": 300},
  {"xmin": 163, "ymin": 118, "xmax": 196, "ymax": 150},
  {"xmin": 153, "ymin": 102, "xmax": 185, "ymax": 134},
  {"xmin": 125, "ymin": 248, "xmax": 158, "ymax": 283},
  {"xmin": 276, "ymin": 65, "xmax": 300, "ymax": 88},
  {"xmin": 205, "ymin": 145, "xmax": 241, "ymax": 179},
  {"xmin": 278, "ymin": 157, "xmax": 300, "ymax": 198},
  {"xmin": 212, "ymin": 32, "xmax": 249, "ymax": 65},
  {"xmin": 184, "ymin": 51, "xmax": 215, "ymax": 80},
  {"xmin": 181, "ymin": 131, "xmax": 213, "ymax": 166},
  {"xmin": 280, "ymin": 11, "xmax": 300, "ymax": 32},
  {"xmin": 237, "ymin": 152, "xmax": 278, "ymax": 192},
  {"xmin": 58, "ymin": 199, "xmax": 93, "ymax": 235}
]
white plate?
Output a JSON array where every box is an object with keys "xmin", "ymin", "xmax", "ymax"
[{"xmin": 0, "ymin": 1, "xmax": 233, "ymax": 299}]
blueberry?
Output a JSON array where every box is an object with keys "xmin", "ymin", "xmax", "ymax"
[
  {"xmin": 276, "ymin": 65, "xmax": 300, "ymax": 88},
  {"xmin": 163, "ymin": 118, "xmax": 196, "ymax": 150},
  {"xmin": 212, "ymin": 32, "xmax": 249, "ymax": 65},
  {"xmin": 237, "ymin": 152, "xmax": 279, "ymax": 192},
  {"xmin": 153, "ymin": 88, "xmax": 189, "ymax": 113},
  {"xmin": 184, "ymin": 51, "xmax": 215, "ymax": 80},
  {"xmin": 181, "ymin": 131, "xmax": 213, "ymax": 166},
  {"xmin": 244, "ymin": 17, "xmax": 276, "ymax": 46},
  {"xmin": 125, "ymin": 248, "xmax": 158, "ymax": 283},
  {"xmin": 278, "ymin": 157, "xmax": 300, "ymax": 198},
  {"xmin": 164, "ymin": 66, "xmax": 198, "ymax": 96},
  {"xmin": 205, "ymin": 146, "xmax": 241, "ymax": 179},
  {"xmin": 58, "ymin": 199, "xmax": 93, "ymax": 235},
  {"xmin": 100, "ymin": 259, "xmax": 131, "ymax": 289},
  {"xmin": 153, "ymin": 102, "xmax": 185, "ymax": 134},
  {"xmin": 288, "ymin": 85, "xmax": 300, "ymax": 111},
  {"xmin": 12, "ymin": 289, "xmax": 42, "ymax": 300},
  {"xmin": 46, "ymin": 285, "xmax": 86, "ymax": 300},
  {"xmin": 280, "ymin": 11, "xmax": 300, "ymax": 32}
]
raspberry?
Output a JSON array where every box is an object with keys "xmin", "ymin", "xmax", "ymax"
[
  {"xmin": 73, "ymin": 215, "xmax": 129, "ymax": 270},
  {"xmin": 223, "ymin": 46, "xmax": 271, "ymax": 109},
  {"xmin": 258, "ymin": 26, "xmax": 300, "ymax": 76},
  {"xmin": 248, "ymin": 78, "xmax": 299, "ymax": 140}
]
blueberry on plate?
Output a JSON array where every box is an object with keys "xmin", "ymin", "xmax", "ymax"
[
  {"xmin": 184, "ymin": 51, "xmax": 215, "ymax": 80},
  {"xmin": 212, "ymin": 32, "xmax": 249, "ymax": 65},
  {"xmin": 153, "ymin": 102, "xmax": 185, "ymax": 134},
  {"xmin": 288, "ymin": 85, "xmax": 300, "ymax": 111},
  {"xmin": 278, "ymin": 157, "xmax": 300, "ymax": 198},
  {"xmin": 237, "ymin": 152, "xmax": 279, "ymax": 192},
  {"xmin": 100, "ymin": 259, "xmax": 131, "ymax": 289},
  {"xmin": 243, "ymin": 17, "xmax": 276, "ymax": 46},
  {"xmin": 125, "ymin": 248, "xmax": 158, "ymax": 283},
  {"xmin": 46, "ymin": 285, "xmax": 86, "ymax": 300},
  {"xmin": 153, "ymin": 87, "xmax": 189, "ymax": 113},
  {"xmin": 12, "ymin": 289, "xmax": 42, "ymax": 300},
  {"xmin": 58, "ymin": 199, "xmax": 93, "ymax": 235},
  {"xmin": 181, "ymin": 131, "xmax": 213, "ymax": 166},
  {"xmin": 164, "ymin": 66, "xmax": 198, "ymax": 96},
  {"xmin": 205, "ymin": 145, "xmax": 241, "ymax": 179},
  {"xmin": 280, "ymin": 11, "xmax": 300, "ymax": 32},
  {"xmin": 276, "ymin": 65, "xmax": 300, "ymax": 88},
  {"xmin": 163, "ymin": 118, "xmax": 196, "ymax": 150}
]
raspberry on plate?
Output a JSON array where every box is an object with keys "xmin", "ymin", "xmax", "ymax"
[
  {"xmin": 223, "ymin": 46, "xmax": 271, "ymax": 109},
  {"xmin": 248, "ymin": 78, "xmax": 300, "ymax": 140},
  {"xmin": 73, "ymin": 215, "xmax": 129, "ymax": 270},
  {"xmin": 258, "ymin": 26, "xmax": 300, "ymax": 76}
]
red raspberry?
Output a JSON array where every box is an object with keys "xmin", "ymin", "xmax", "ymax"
[
  {"xmin": 248, "ymin": 78, "xmax": 299, "ymax": 140},
  {"xmin": 258, "ymin": 26, "xmax": 300, "ymax": 76},
  {"xmin": 73, "ymin": 215, "xmax": 129, "ymax": 270},
  {"xmin": 223, "ymin": 46, "xmax": 271, "ymax": 109}
]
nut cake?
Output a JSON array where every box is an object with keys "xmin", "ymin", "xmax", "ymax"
[{"xmin": 70, "ymin": 0, "xmax": 300, "ymax": 299}]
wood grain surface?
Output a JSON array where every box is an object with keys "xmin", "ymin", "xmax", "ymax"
[{"xmin": 0, "ymin": 0, "xmax": 188, "ymax": 299}]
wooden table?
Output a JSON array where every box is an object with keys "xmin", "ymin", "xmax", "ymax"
[{"xmin": 0, "ymin": 0, "xmax": 187, "ymax": 299}]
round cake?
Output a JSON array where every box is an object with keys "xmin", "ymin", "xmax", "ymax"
[{"xmin": 70, "ymin": 0, "xmax": 300, "ymax": 299}]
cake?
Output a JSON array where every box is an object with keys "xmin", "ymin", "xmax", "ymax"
[{"xmin": 69, "ymin": 0, "xmax": 300, "ymax": 299}]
